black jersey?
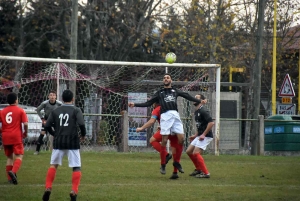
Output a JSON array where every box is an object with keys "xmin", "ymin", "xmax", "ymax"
[
  {"xmin": 45, "ymin": 104, "xmax": 86, "ymax": 149},
  {"xmin": 194, "ymin": 105, "xmax": 213, "ymax": 138},
  {"xmin": 134, "ymin": 87, "xmax": 201, "ymax": 114}
]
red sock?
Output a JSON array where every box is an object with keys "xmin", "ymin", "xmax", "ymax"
[
  {"xmin": 194, "ymin": 153, "xmax": 209, "ymax": 174},
  {"xmin": 6, "ymin": 165, "xmax": 13, "ymax": 181},
  {"xmin": 160, "ymin": 146, "xmax": 167, "ymax": 165},
  {"xmin": 12, "ymin": 159, "xmax": 22, "ymax": 174},
  {"xmin": 188, "ymin": 154, "xmax": 198, "ymax": 169},
  {"xmin": 150, "ymin": 141, "xmax": 161, "ymax": 153},
  {"xmin": 173, "ymin": 166, "xmax": 178, "ymax": 173},
  {"xmin": 174, "ymin": 143, "xmax": 183, "ymax": 162},
  {"xmin": 45, "ymin": 168, "xmax": 56, "ymax": 189},
  {"xmin": 72, "ymin": 171, "xmax": 82, "ymax": 194}
]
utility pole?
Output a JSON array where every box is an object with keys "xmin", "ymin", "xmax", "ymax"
[
  {"xmin": 70, "ymin": 0, "xmax": 78, "ymax": 102},
  {"xmin": 272, "ymin": 0, "xmax": 277, "ymax": 115},
  {"xmin": 250, "ymin": 0, "xmax": 266, "ymax": 155}
]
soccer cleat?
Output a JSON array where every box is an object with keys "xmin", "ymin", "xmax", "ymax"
[
  {"xmin": 189, "ymin": 169, "xmax": 202, "ymax": 176},
  {"xmin": 34, "ymin": 151, "xmax": 39, "ymax": 155},
  {"xmin": 8, "ymin": 171, "xmax": 18, "ymax": 185},
  {"xmin": 173, "ymin": 162, "xmax": 184, "ymax": 173},
  {"xmin": 165, "ymin": 154, "xmax": 172, "ymax": 164},
  {"xmin": 160, "ymin": 165, "xmax": 166, "ymax": 175},
  {"xmin": 195, "ymin": 173, "xmax": 210, "ymax": 178},
  {"xmin": 42, "ymin": 188, "xmax": 51, "ymax": 201},
  {"xmin": 169, "ymin": 173, "xmax": 179, "ymax": 180},
  {"xmin": 70, "ymin": 190, "xmax": 77, "ymax": 201}
]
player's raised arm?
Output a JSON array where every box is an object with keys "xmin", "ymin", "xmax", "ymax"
[
  {"xmin": 128, "ymin": 94, "xmax": 159, "ymax": 108},
  {"xmin": 136, "ymin": 118, "xmax": 156, "ymax": 132},
  {"xmin": 177, "ymin": 89, "xmax": 202, "ymax": 103}
]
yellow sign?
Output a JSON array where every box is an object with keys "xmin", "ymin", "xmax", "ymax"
[
  {"xmin": 282, "ymin": 97, "xmax": 292, "ymax": 104},
  {"xmin": 231, "ymin": 67, "xmax": 244, "ymax": 72}
]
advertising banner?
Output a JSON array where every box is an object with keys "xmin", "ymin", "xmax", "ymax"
[{"xmin": 128, "ymin": 93, "xmax": 148, "ymax": 146}]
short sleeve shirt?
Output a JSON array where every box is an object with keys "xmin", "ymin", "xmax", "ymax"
[
  {"xmin": 0, "ymin": 105, "xmax": 28, "ymax": 144},
  {"xmin": 151, "ymin": 106, "xmax": 161, "ymax": 123},
  {"xmin": 194, "ymin": 105, "xmax": 213, "ymax": 138}
]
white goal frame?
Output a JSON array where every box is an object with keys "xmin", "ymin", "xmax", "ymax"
[{"xmin": 0, "ymin": 55, "xmax": 221, "ymax": 155}]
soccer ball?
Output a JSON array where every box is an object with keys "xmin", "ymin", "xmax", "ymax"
[{"xmin": 165, "ymin": 52, "xmax": 176, "ymax": 64}]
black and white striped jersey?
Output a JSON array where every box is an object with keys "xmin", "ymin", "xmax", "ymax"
[
  {"xmin": 134, "ymin": 87, "xmax": 201, "ymax": 114},
  {"xmin": 45, "ymin": 104, "xmax": 86, "ymax": 149}
]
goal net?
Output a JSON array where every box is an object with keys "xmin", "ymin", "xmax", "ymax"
[{"xmin": 0, "ymin": 56, "xmax": 220, "ymax": 155}]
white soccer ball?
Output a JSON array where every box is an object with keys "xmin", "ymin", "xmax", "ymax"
[{"xmin": 165, "ymin": 52, "xmax": 176, "ymax": 64}]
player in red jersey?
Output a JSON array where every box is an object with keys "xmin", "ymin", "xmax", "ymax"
[
  {"xmin": 136, "ymin": 102, "xmax": 182, "ymax": 179},
  {"xmin": 0, "ymin": 92, "xmax": 28, "ymax": 185}
]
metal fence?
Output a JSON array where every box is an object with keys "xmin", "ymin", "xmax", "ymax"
[
  {"xmin": 1, "ymin": 114, "xmax": 299, "ymax": 155},
  {"xmin": 0, "ymin": 114, "xmax": 250, "ymax": 154}
]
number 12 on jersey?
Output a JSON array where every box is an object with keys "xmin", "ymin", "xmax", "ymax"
[{"xmin": 59, "ymin": 113, "xmax": 69, "ymax": 126}]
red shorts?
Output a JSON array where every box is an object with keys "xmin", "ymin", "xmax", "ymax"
[
  {"xmin": 152, "ymin": 131, "xmax": 179, "ymax": 147},
  {"xmin": 3, "ymin": 143, "xmax": 24, "ymax": 156}
]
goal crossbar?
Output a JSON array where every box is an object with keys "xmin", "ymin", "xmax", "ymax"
[{"xmin": 0, "ymin": 55, "xmax": 220, "ymax": 68}]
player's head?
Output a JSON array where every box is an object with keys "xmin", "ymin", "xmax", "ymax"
[
  {"xmin": 62, "ymin": 89, "xmax": 74, "ymax": 103},
  {"xmin": 48, "ymin": 90, "xmax": 57, "ymax": 102},
  {"xmin": 7, "ymin": 92, "xmax": 18, "ymax": 105},
  {"xmin": 194, "ymin": 94, "xmax": 206, "ymax": 106},
  {"xmin": 153, "ymin": 101, "xmax": 160, "ymax": 108},
  {"xmin": 163, "ymin": 73, "xmax": 172, "ymax": 87}
]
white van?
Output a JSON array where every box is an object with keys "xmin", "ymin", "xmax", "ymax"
[{"xmin": 0, "ymin": 104, "xmax": 42, "ymax": 143}]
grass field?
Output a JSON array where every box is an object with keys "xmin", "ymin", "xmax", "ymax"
[{"xmin": 0, "ymin": 151, "xmax": 300, "ymax": 201}]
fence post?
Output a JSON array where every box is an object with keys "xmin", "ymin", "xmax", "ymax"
[
  {"xmin": 121, "ymin": 110, "xmax": 129, "ymax": 152},
  {"xmin": 258, "ymin": 115, "xmax": 265, "ymax": 155}
]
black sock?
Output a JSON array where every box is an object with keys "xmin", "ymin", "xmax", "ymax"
[
  {"xmin": 36, "ymin": 134, "xmax": 44, "ymax": 151},
  {"xmin": 36, "ymin": 144, "xmax": 41, "ymax": 152}
]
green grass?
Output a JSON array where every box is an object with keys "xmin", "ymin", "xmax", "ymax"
[{"xmin": 0, "ymin": 151, "xmax": 300, "ymax": 201}]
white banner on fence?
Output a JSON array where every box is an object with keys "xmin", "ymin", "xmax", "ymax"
[{"xmin": 128, "ymin": 93, "xmax": 148, "ymax": 146}]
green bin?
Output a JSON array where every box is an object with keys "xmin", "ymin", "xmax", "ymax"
[{"xmin": 264, "ymin": 115, "xmax": 300, "ymax": 151}]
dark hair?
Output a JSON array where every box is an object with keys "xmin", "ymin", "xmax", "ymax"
[
  {"xmin": 7, "ymin": 92, "xmax": 18, "ymax": 104},
  {"xmin": 164, "ymin": 73, "xmax": 172, "ymax": 79},
  {"xmin": 49, "ymin": 90, "xmax": 56, "ymax": 95},
  {"xmin": 62, "ymin": 89, "xmax": 73, "ymax": 102},
  {"xmin": 197, "ymin": 94, "xmax": 206, "ymax": 100}
]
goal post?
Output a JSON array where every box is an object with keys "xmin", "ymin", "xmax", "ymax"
[{"xmin": 0, "ymin": 55, "xmax": 220, "ymax": 155}]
